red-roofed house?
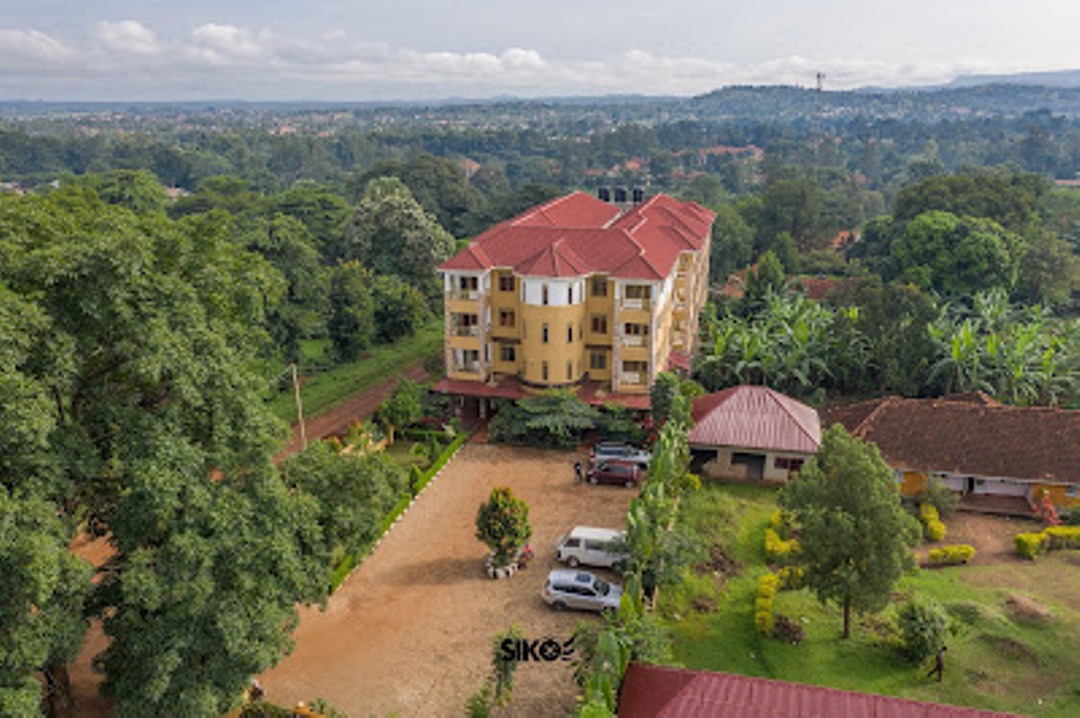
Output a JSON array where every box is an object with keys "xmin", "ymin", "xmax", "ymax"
[
  {"xmin": 824, "ymin": 395, "xmax": 1080, "ymax": 512},
  {"xmin": 618, "ymin": 664, "xmax": 1021, "ymax": 718},
  {"xmin": 689, "ymin": 385, "xmax": 821, "ymax": 483},
  {"xmin": 436, "ymin": 191, "xmax": 715, "ymax": 412}
]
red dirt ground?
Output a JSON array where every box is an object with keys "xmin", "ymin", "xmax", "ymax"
[
  {"xmin": 913, "ymin": 511, "xmax": 1045, "ymax": 566},
  {"xmin": 276, "ymin": 361, "xmax": 430, "ymax": 460},
  {"xmin": 258, "ymin": 443, "xmax": 635, "ymax": 717}
]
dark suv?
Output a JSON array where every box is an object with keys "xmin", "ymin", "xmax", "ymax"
[
  {"xmin": 586, "ymin": 460, "xmax": 642, "ymax": 488},
  {"xmin": 589, "ymin": 441, "xmax": 651, "ymax": 470}
]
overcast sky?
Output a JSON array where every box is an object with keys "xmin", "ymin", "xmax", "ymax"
[{"xmin": 2, "ymin": 1, "xmax": 1078, "ymax": 101}]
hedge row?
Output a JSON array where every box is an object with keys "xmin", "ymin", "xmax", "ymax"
[
  {"xmin": 769, "ymin": 509, "xmax": 797, "ymax": 538},
  {"xmin": 1015, "ymin": 526, "xmax": 1080, "ymax": 560},
  {"xmin": 329, "ymin": 431, "xmax": 469, "ymax": 592},
  {"xmin": 754, "ymin": 574, "xmax": 779, "ymax": 634},
  {"xmin": 777, "ymin": 565, "xmax": 806, "ymax": 590},
  {"xmin": 927, "ymin": 544, "xmax": 976, "ymax": 566},
  {"xmin": 919, "ymin": 503, "xmax": 947, "ymax": 542},
  {"xmin": 764, "ymin": 528, "xmax": 801, "ymax": 564}
]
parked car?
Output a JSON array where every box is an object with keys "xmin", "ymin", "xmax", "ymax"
[
  {"xmin": 555, "ymin": 527, "xmax": 629, "ymax": 568},
  {"xmin": 586, "ymin": 460, "xmax": 642, "ymax": 488},
  {"xmin": 541, "ymin": 570, "xmax": 623, "ymax": 612},
  {"xmin": 589, "ymin": 441, "xmax": 651, "ymax": 470}
]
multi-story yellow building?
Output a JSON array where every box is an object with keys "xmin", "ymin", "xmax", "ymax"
[{"xmin": 435, "ymin": 190, "xmax": 715, "ymax": 413}]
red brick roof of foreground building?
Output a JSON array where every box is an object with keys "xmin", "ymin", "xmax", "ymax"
[
  {"xmin": 823, "ymin": 394, "xmax": 1080, "ymax": 485},
  {"xmin": 618, "ymin": 664, "xmax": 1024, "ymax": 718},
  {"xmin": 689, "ymin": 385, "xmax": 821, "ymax": 454},
  {"xmin": 439, "ymin": 191, "xmax": 715, "ymax": 280}
]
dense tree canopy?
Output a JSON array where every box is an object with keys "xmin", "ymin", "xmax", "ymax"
[{"xmin": 0, "ymin": 189, "xmax": 330, "ymax": 715}]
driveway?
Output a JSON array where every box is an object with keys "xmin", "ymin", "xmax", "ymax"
[{"xmin": 259, "ymin": 443, "xmax": 636, "ymax": 716}]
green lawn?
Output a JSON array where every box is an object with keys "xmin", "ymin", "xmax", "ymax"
[
  {"xmin": 266, "ymin": 321, "xmax": 443, "ymax": 424},
  {"xmin": 664, "ymin": 481, "xmax": 1080, "ymax": 717}
]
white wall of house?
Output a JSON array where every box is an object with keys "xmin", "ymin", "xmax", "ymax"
[
  {"xmin": 693, "ymin": 445, "xmax": 813, "ymax": 484},
  {"xmin": 521, "ymin": 277, "xmax": 583, "ymax": 306}
]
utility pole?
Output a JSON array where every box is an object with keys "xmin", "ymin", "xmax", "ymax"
[{"xmin": 290, "ymin": 363, "xmax": 308, "ymax": 451}]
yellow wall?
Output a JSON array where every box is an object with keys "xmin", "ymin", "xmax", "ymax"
[
  {"xmin": 519, "ymin": 302, "xmax": 585, "ymax": 385},
  {"xmin": 1034, "ymin": 484, "xmax": 1080, "ymax": 509},
  {"xmin": 901, "ymin": 471, "xmax": 928, "ymax": 497}
]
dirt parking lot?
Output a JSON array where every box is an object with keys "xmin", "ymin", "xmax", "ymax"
[{"xmin": 259, "ymin": 442, "xmax": 636, "ymax": 717}]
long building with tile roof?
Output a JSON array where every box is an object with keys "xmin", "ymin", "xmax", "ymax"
[{"xmin": 435, "ymin": 191, "xmax": 715, "ymax": 409}]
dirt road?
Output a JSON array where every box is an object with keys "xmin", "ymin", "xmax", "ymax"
[
  {"xmin": 259, "ymin": 443, "xmax": 635, "ymax": 717},
  {"xmin": 276, "ymin": 362, "xmax": 430, "ymax": 460}
]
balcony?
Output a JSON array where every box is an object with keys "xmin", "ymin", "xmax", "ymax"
[
  {"xmin": 621, "ymin": 334, "xmax": 645, "ymax": 347},
  {"xmin": 452, "ymin": 361, "xmax": 481, "ymax": 374},
  {"xmin": 451, "ymin": 289, "xmax": 481, "ymax": 301},
  {"xmin": 451, "ymin": 325, "xmax": 481, "ymax": 337},
  {"xmin": 621, "ymin": 298, "xmax": 651, "ymax": 311}
]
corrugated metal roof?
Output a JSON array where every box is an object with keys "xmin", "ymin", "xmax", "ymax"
[
  {"xmin": 619, "ymin": 665, "xmax": 1025, "ymax": 718},
  {"xmin": 688, "ymin": 385, "xmax": 821, "ymax": 454}
]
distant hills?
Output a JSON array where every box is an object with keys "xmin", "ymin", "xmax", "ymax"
[{"xmin": 947, "ymin": 68, "xmax": 1080, "ymax": 89}]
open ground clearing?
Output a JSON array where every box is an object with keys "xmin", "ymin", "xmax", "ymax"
[{"xmin": 259, "ymin": 443, "xmax": 635, "ymax": 716}]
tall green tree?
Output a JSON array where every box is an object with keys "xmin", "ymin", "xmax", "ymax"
[
  {"xmin": 0, "ymin": 189, "xmax": 328, "ymax": 716},
  {"xmin": 343, "ymin": 177, "xmax": 456, "ymax": 301},
  {"xmin": 475, "ymin": 487, "xmax": 532, "ymax": 568},
  {"xmin": 779, "ymin": 425, "xmax": 920, "ymax": 638},
  {"xmin": 327, "ymin": 260, "xmax": 377, "ymax": 362}
]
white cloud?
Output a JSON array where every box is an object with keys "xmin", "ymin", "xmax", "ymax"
[
  {"xmin": 0, "ymin": 19, "xmax": 1047, "ymax": 101},
  {"xmin": 95, "ymin": 20, "xmax": 160, "ymax": 55},
  {"xmin": 0, "ymin": 29, "xmax": 72, "ymax": 62},
  {"xmin": 187, "ymin": 23, "xmax": 270, "ymax": 64}
]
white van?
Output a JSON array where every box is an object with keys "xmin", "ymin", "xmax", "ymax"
[{"xmin": 555, "ymin": 527, "xmax": 629, "ymax": 569}]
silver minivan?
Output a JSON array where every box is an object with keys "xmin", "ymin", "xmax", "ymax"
[{"xmin": 555, "ymin": 526, "xmax": 629, "ymax": 568}]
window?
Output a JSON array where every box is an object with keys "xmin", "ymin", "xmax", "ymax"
[
  {"xmin": 566, "ymin": 361, "xmax": 573, "ymax": 380},
  {"xmin": 625, "ymin": 285, "xmax": 650, "ymax": 300},
  {"xmin": 568, "ymin": 286, "xmax": 573, "ymax": 304},
  {"xmin": 567, "ymin": 324, "xmax": 574, "ymax": 343},
  {"xmin": 624, "ymin": 323, "xmax": 649, "ymax": 336},
  {"xmin": 498, "ymin": 275, "xmax": 515, "ymax": 292},
  {"xmin": 592, "ymin": 277, "xmax": 608, "ymax": 297},
  {"xmin": 623, "ymin": 360, "xmax": 648, "ymax": 374},
  {"xmin": 590, "ymin": 315, "xmax": 608, "ymax": 334},
  {"xmin": 542, "ymin": 284, "xmax": 549, "ymax": 305},
  {"xmin": 498, "ymin": 309, "xmax": 515, "ymax": 327},
  {"xmin": 578, "ymin": 323, "xmax": 583, "ymax": 340},
  {"xmin": 542, "ymin": 361, "xmax": 549, "ymax": 381},
  {"xmin": 542, "ymin": 323, "xmax": 549, "ymax": 344},
  {"xmin": 458, "ymin": 276, "xmax": 478, "ymax": 291},
  {"xmin": 590, "ymin": 351, "xmax": 607, "ymax": 370},
  {"xmin": 775, "ymin": 457, "xmax": 805, "ymax": 473},
  {"xmin": 499, "ymin": 346, "xmax": 516, "ymax": 362}
]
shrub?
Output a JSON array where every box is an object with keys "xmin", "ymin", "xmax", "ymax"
[
  {"xmin": 754, "ymin": 610, "xmax": 775, "ymax": 635},
  {"xmin": 777, "ymin": 565, "xmax": 806, "ymax": 590},
  {"xmin": 1043, "ymin": 526, "xmax": 1080, "ymax": 550},
  {"xmin": 927, "ymin": 544, "xmax": 976, "ymax": 566},
  {"xmin": 754, "ymin": 574, "xmax": 779, "ymax": 635},
  {"xmin": 771, "ymin": 615, "xmax": 806, "ymax": 644},
  {"xmin": 769, "ymin": 509, "xmax": 797, "ymax": 538},
  {"xmin": 764, "ymin": 528, "xmax": 800, "ymax": 564},
  {"xmin": 1014, "ymin": 532, "xmax": 1047, "ymax": 560},
  {"xmin": 895, "ymin": 597, "xmax": 950, "ymax": 663},
  {"xmin": 919, "ymin": 503, "xmax": 947, "ymax": 542},
  {"xmin": 918, "ymin": 478, "xmax": 959, "ymax": 518}
]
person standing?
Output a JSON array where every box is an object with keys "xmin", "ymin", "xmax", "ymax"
[
  {"xmin": 574, "ymin": 460, "xmax": 583, "ymax": 482},
  {"xmin": 926, "ymin": 645, "xmax": 947, "ymax": 682}
]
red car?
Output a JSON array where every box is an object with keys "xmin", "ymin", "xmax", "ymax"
[{"xmin": 586, "ymin": 460, "xmax": 642, "ymax": 488}]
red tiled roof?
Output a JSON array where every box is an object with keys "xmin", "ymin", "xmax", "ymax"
[
  {"xmin": 439, "ymin": 191, "xmax": 715, "ymax": 280},
  {"xmin": 823, "ymin": 396, "xmax": 1080, "ymax": 485},
  {"xmin": 667, "ymin": 350, "xmax": 692, "ymax": 372},
  {"xmin": 618, "ymin": 664, "xmax": 1022, "ymax": 718},
  {"xmin": 689, "ymin": 385, "xmax": 821, "ymax": 454}
]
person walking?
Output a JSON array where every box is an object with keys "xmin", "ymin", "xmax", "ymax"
[
  {"xmin": 926, "ymin": 645, "xmax": 947, "ymax": 682},
  {"xmin": 574, "ymin": 460, "xmax": 584, "ymax": 483}
]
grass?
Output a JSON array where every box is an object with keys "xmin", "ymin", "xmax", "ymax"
[
  {"xmin": 266, "ymin": 321, "xmax": 443, "ymax": 424},
  {"xmin": 663, "ymin": 481, "xmax": 1080, "ymax": 717}
]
